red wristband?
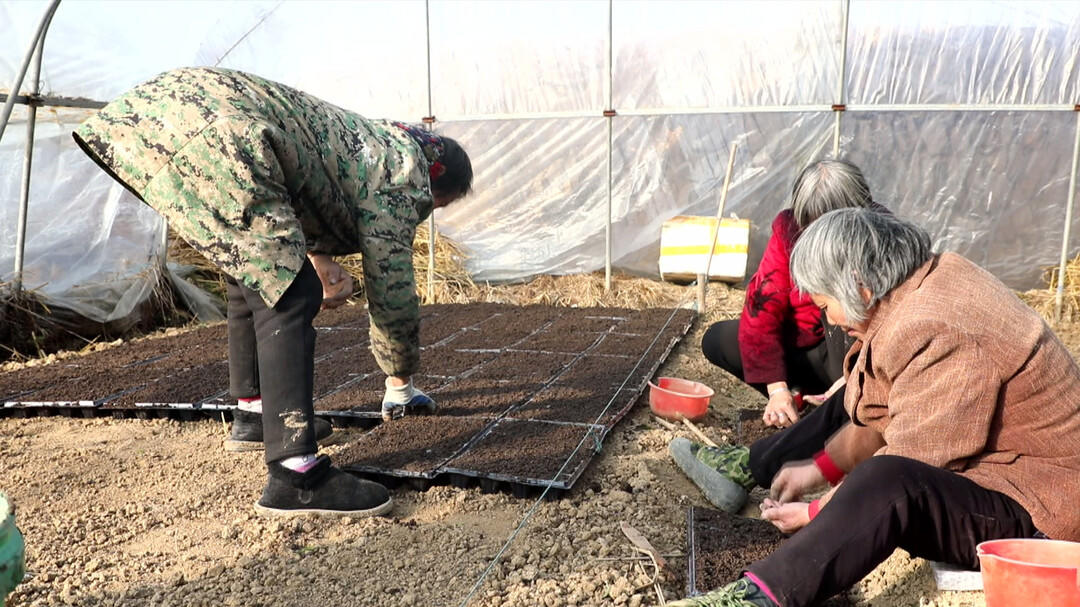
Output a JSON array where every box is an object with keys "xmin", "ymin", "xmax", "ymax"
[
  {"xmin": 813, "ymin": 450, "xmax": 845, "ymax": 485},
  {"xmin": 807, "ymin": 499, "xmax": 821, "ymax": 520}
]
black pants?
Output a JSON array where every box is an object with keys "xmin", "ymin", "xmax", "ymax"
[
  {"xmin": 226, "ymin": 261, "xmax": 321, "ymax": 464},
  {"xmin": 747, "ymin": 455, "xmax": 1038, "ymax": 607},
  {"xmin": 747, "ymin": 388, "xmax": 850, "ymax": 487},
  {"xmin": 701, "ymin": 318, "xmax": 850, "ymax": 397}
]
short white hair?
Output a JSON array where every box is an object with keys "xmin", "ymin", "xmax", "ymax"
[{"xmin": 790, "ymin": 208, "xmax": 933, "ymax": 323}]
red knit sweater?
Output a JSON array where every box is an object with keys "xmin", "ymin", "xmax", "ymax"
[{"xmin": 737, "ymin": 209, "xmax": 824, "ymax": 384}]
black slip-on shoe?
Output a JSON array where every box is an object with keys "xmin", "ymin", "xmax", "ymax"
[{"xmin": 254, "ymin": 455, "xmax": 392, "ymax": 518}]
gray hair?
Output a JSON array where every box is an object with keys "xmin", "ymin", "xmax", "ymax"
[
  {"xmin": 790, "ymin": 208, "xmax": 933, "ymax": 323},
  {"xmin": 791, "ymin": 159, "xmax": 873, "ymax": 228}
]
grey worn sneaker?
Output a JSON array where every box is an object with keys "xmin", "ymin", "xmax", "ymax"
[
  {"xmin": 669, "ymin": 437, "xmax": 755, "ymax": 514},
  {"xmin": 254, "ymin": 455, "xmax": 392, "ymax": 518},
  {"xmin": 665, "ymin": 577, "xmax": 777, "ymax": 607},
  {"xmin": 225, "ymin": 410, "xmax": 336, "ymax": 453}
]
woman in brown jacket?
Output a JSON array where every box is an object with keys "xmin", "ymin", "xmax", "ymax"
[{"xmin": 668, "ymin": 208, "xmax": 1080, "ymax": 607}]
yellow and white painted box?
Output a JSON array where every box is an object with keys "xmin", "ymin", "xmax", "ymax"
[{"xmin": 659, "ymin": 215, "xmax": 749, "ymax": 283}]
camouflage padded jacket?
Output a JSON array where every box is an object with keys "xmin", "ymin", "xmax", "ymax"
[{"xmin": 74, "ymin": 67, "xmax": 434, "ymax": 377}]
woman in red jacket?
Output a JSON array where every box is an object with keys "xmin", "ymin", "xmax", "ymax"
[{"xmin": 701, "ymin": 159, "xmax": 872, "ymax": 428}]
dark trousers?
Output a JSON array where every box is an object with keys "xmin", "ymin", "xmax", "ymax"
[
  {"xmin": 701, "ymin": 318, "xmax": 850, "ymax": 398},
  {"xmin": 747, "ymin": 455, "xmax": 1038, "ymax": 607},
  {"xmin": 226, "ymin": 261, "xmax": 321, "ymax": 464},
  {"xmin": 747, "ymin": 388, "xmax": 850, "ymax": 487}
]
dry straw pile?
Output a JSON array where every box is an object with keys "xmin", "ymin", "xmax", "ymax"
[{"xmin": 1019, "ymin": 253, "xmax": 1080, "ymax": 325}]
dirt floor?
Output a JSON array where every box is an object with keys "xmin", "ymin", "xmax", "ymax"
[{"xmin": 4, "ymin": 282, "xmax": 1078, "ymax": 607}]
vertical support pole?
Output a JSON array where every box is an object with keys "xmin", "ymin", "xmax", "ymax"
[
  {"xmin": 13, "ymin": 13, "xmax": 53, "ymax": 293},
  {"xmin": 1055, "ymin": 111, "xmax": 1080, "ymax": 322},
  {"xmin": 832, "ymin": 0, "xmax": 851, "ymax": 156},
  {"xmin": 424, "ymin": 0, "xmax": 436, "ymax": 304},
  {"xmin": 695, "ymin": 275, "xmax": 706, "ymax": 313},
  {"xmin": 604, "ymin": 0, "xmax": 614, "ymax": 291},
  {"xmin": 0, "ymin": 0, "xmax": 61, "ymax": 145}
]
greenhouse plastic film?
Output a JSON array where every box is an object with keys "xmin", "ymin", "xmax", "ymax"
[
  {"xmin": 844, "ymin": 111, "xmax": 1078, "ymax": 288},
  {"xmin": 3, "ymin": 0, "xmax": 1080, "ymax": 324}
]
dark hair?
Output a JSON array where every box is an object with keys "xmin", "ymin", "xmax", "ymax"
[{"xmin": 432, "ymin": 136, "xmax": 473, "ymax": 198}]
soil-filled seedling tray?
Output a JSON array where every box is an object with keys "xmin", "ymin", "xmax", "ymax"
[
  {"xmin": 542, "ymin": 312, "xmax": 629, "ymax": 336},
  {"xmin": 432, "ymin": 378, "xmax": 545, "ymax": 417},
  {"xmin": 313, "ymin": 349, "xmax": 371, "ymax": 398},
  {"xmin": 513, "ymin": 329, "xmax": 605, "ymax": 354},
  {"xmin": 312, "ymin": 303, "xmax": 369, "ymax": 328},
  {"xmin": 615, "ymin": 308, "xmax": 696, "ymax": 335},
  {"xmin": 108, "ymin": 362, "xmax": 230, "ymax": 408},
  {"xmin": 313, "ymin": 327, "xmax": 367, "ymax": 358},
  {"xmin": 552, "ymin": 354, "xmax": 643, "ymax": 389},
  {"xmin": 687, "ymin": 506, "xmax": 787, "ymax": 597},
  {"xmin": 736, "ymin": 408, "xmax": 775, "ymax": 446},
  {"xmin": 468, "ymin": 350, "xmax": 577, "ymax": 384},
  {"xmin": 686, "ymin": 506, "xmax": 856, "ymax": 605},
  {"xmin": 338, "ymin": 414, "xmax": 493, "ymax": 478},
  {"xmin": 508, "ymin": 384, "xmax": 639, "ymax": 426},
  {"xmin": 441, "ymin": 418, "xmax": 606, "ymax": 490},
  {"xmin": 415, "ymin": 347, "xmax": 499, "ymax": 376}
]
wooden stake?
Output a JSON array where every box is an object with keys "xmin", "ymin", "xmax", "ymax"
[
  {"xmin": 680, "ymin": 416, "xmax": 718, "ymax": 448},
  {"xmin": 652, "ymin": 415, "xmax": 679, "ymax": 431}
]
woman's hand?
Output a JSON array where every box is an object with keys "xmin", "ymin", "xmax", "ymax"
[
  {"xmin": 760, "ymin": 498, "xmax": 811, "ymax": 534},
  {"xmin": 769, "ymin": 459, "xmax": 827, "ymax": 503},
  {"xmin": 804, "ymin": 377, "xmax": 846, "ymax": 406},
  {"xmin": 763, "ymin": 383, "xmax": 798, "ymax": 428},
  {"xmin": 307, "ymin": 253, "xmax": 353, "ymax": 310}
]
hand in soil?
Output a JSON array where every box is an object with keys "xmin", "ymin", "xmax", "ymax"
[
  {"xmin": 763, "ymin": 390, "xmax": 798, "ymax": 428},
  {"xmin": 770, "ymin": 459, "xmax": 826, "ymax": 503},
  {"xmin": 760, "ymin": 498, "xmax": 810, "ymax": 534}
]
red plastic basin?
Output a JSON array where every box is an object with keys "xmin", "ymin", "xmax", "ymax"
[
  {"xmin": 977, "ymin": 538, "xmax": 1080, "ymax": 607},
  {"xmin": 648, "ymin": 377, "xmax": 713, "ymax": 422}
]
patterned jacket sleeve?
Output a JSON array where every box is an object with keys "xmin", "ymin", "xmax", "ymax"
[
  {"xmin": 737, "ymin": 211, "xmax": 798, "ymax": 384},
  {"xmin": 361, "ymin": 224, "xmax": 421, "ymax": 378}
]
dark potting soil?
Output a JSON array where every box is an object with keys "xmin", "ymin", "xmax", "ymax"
[
  {"xmin": 1, "ymin": 362, "xmax": 89, "ymax": 402},
  {"xmin": 313, "ymin": 349, "xmax": 368, "ymax": 398},
  {"xmin": 314, "ymin": 373, "xmax": 388, "ymax": 413},
  {"xmin": 420, "ymin": 322, "xmax": 465, "ymax": 348},
  {"xmin": 312, "ymin": 303, "xmax": 368, "ymax": 328},
  {"xmin": 113, "ymin": 362, "xmax": 230, "ymax": 406},
  {"xmin": 691, "ymin": 506, "xmax": 786, "ymax": 592},
  {"xmin": 590, "ymin": 332, "xmax": 664, "ymax": 356},
  {"xmin": 431, "ymin": 378, "xmax": 545, "ymax": 417},
  {"xmin": 736, "ymin": 408, "xmax": 775, "ymax": 446},
  {"xmin": 417, "ymin": 347, "xmax": 498, "ymax": 376},
  {"xmin": 444, "ymin": 418, "xmax": 599, "ymax": 484},
  {"xmin": 689, "ymin": 506, "xmax": 858, "ymax": 605},
  {"xmin": 313, "ymin": 328, "xmax": 367, "ymax": 359},
  {"xmin": 553, "ymin": 354, "xmax": 642, "ymax": 388},
  {"xmin": 513, "ymin": 329, "xmax": 604, "ymax": 354},
  {"xmin": 509, "ymin": 384, "xmax": 637, "ymax": 425},
  {"xmin": 338, "ymin": 414, "xmax": 491, "ymax": 474},
  {"xmin": 469, "ymin": 350, "xmax": 576, "ymax": 384},
  {"xmin": 542, "ymin": 312, "xmax": 629, "ymax": 336},
  {"xmin": 614, "ymin": 308, "xmax": 695, "ymax": 335}
]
